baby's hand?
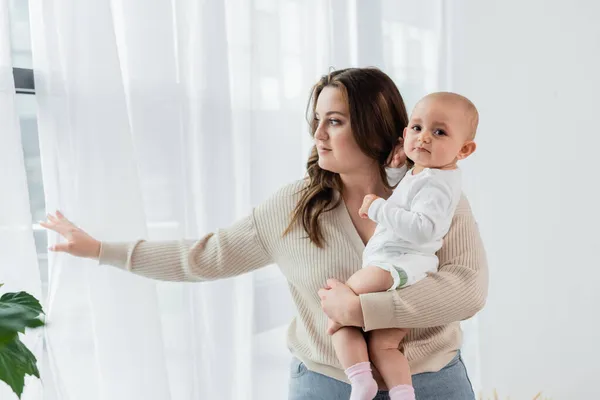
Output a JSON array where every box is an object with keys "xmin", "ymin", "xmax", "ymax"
[
  {"xmin": 386, "ymin": 137, "xmax": 407, "ymax": 168},
  {"xmin": 359, "ymin": 194, "xmax": 380, "ymax": 219}
]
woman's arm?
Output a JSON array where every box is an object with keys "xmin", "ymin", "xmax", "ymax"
[
  {"xmin": 99, "ymin": 212, "xmax": 272, "ymax": 282},
  {"xmin": 42, "ymin": 201, "xmax": 277, "ymax": 283},
  {"xmin": 361, "ymin": 197, "xmax": 487, "ymax": 329},
  {"xmin": 320, "ymin": 196, "xmax": 487, "ymax": 330}
]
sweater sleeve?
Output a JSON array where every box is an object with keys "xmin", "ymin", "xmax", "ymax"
[
  {"xmin": 359, "ymin": 197, "xmax": 488, "ymax": 330},
  {"xmin": 98, "ymin": 210, "xmax": 273, "ymax": 282}
]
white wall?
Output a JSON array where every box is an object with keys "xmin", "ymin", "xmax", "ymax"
[{"xmin": 449, "ymin": 0, "xmax": 600, "ymax": 398}]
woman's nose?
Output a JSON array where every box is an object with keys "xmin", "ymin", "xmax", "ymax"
[{"xmin": 314, "ymin": 123, "xmax": 328, "ymax": 140}]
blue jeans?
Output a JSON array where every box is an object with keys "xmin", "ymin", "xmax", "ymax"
[{"xmin": 288, "ymin": 352, "xmax": 475, "ymax": 400}]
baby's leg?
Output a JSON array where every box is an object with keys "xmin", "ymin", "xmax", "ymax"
[
  {"xmin": 332, "ymin": 327, "xmax": 377, "ymax": 400},
  {"xmin": 346, "ymin": 265, "xmax": 395, "ymax": 294},
  {"xmin": 331, "ymin": 265, "xmax": 396, "ymax": 365},
  {"xmin": 368, "ymin": 329, "xmax": 415, "ymax": 400},
  {"xmin": 328, "ymin": 266, "xmax": 395, "ymax": 335},
  {"xmin": 332, "ymin": 327, "xmax": 368, "ymax": 369},
  {"xmin": 329, "ymin": 266, "xmax": 397, "ymax": 400}
]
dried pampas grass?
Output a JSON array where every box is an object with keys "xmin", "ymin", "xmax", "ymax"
[{"xmin": 478, "ymin": 389, "xmax": 551, "ymax": 400}]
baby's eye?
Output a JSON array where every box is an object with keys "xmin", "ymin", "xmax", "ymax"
[
  {"xmin": 412, "ymin": 125, "xmax": 421, "ymax": 132},
  {"xmin": 433, "ymin": 129, "xmax": 447, "ymax": 136}
]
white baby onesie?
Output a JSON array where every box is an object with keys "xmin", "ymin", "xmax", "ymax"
[{"xmin": 364, "ymin": 167, "xmax": 462, "ymax": 290}]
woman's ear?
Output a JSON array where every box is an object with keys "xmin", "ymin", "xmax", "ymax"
[{"xmin": 457, "ymin": 141, "xmax": 477, "ymax": 160}]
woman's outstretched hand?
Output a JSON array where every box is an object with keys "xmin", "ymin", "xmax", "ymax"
[{"xmin": 40, "ymin": 211, "xmax": 101, "ymax": 259}]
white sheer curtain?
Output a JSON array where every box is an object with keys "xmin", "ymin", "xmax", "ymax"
[
  {"xmin": 438, "ymin": 1, "xmax": 482, "ymax": 395},
  {"xmin": 0, "ymin": 2, "xmax": 43, "ymax": 399},
  {"xmin": 5, "ymin": 0, "xmax": 476, "ymax": 399}
]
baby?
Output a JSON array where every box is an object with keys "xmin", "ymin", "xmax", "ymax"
[{"xmin": 330, "ymin": 92, "xmax": 479, "ymax": 400}]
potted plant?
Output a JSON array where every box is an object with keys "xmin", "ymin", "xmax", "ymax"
[{"xmin": 0, "ymin": 283, "xmax": 45, "ymax": 399}]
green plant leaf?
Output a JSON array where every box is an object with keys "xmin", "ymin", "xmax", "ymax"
[
  {"xmin": 0, "ymin": 289, "xmax": 44, "ymax": 398},
  {"xmin": 0, "ymin": 337, "xmax": 40, "ymax": 399},
  {"xmin": 0, "ymin": 292, "xmax": 44, "ymax": 316},
  {"xmin": 0, "ymin": 292, "xmax": 44, "ymax": 345}
]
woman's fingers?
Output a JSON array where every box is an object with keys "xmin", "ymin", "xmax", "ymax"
[
  {"xmin": 326, "ymin": 278, "xmax": 341, "ymax": 288},
  {"xmin": 45, "ymin": 211, "xmax": 72, "ymax": 225},
  {"xmin": 39, "ymin": 221, "xmax": 55, "ymax": 231},
  {"xmin": 55, "ymin": 210, "xmax": 72, "ymax": 224},
  {"xmin": 41, "ymin": 222, "xmax": 67, "ymax": 237},
  {"xmin": 40, "ymin": 217, "xmax": 73, "ymax": 237},
  {"xmin": 49, "ymin": 242, "xmax": 71, "ymax": 253}
]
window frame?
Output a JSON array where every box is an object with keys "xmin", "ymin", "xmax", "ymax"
[{"xmin": 13, "ymin": 67, "xmax": 35, "ymax": 94}]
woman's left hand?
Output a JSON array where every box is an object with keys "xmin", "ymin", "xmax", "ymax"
[{"xmin": 318, "ymin": 279, "xmax": 364, "ymax": 334}]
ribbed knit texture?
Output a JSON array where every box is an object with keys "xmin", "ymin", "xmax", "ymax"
[{"xmin": 99, "ymin": 179, "xmax": 488, "ymax": 383}]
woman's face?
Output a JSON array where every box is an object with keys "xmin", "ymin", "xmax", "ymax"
[{"xmin": 313, "ymin": 86, "xmax": 374, "ymax": 174}]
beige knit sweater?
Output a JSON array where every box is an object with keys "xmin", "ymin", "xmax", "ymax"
[{"xmin": 99, "ymin": 179, "xmax": 488, "ymax": 382}]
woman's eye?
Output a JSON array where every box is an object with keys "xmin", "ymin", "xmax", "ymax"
[{"xmin": 329, "ymin": 119, "xmax": 340, "ymax": 126}]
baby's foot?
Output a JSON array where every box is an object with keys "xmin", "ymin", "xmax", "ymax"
[
  {"xmin": 350, "ymin": 380, "xmax": 378, "ymax": 400},
  {"xmin": 388, "ymin": 384, "xmax": 415, "ymax": 400},
  {"xmin": 346, "ymin": 362, "xmax": 378, "ymax": 400}
]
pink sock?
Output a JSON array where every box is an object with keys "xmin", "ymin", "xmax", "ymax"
[
  {"xmin": 389, "ymin": 384, "xmax": 415, "ymax": 400},
  {"xmin": 345, "ymin": 362, "xmax": 378, "ymax": 400}
]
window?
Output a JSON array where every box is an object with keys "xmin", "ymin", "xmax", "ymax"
[
  {"xmin": 6, "ymin": 0, "xmax": 295, "ymax": 334},
  {"xmin": 8, "ymin": 1, "xmax": 48, "ymax": 297}
]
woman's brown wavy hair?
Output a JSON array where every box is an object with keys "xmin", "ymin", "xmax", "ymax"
[{"xmin": 285, "ymin": 68, "xmax": 409, "ymax": 247}]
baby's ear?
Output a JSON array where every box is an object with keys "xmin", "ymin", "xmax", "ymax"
[{"xmin": 458, "ymin": 141, "xmax": 477, "ymax": 160}]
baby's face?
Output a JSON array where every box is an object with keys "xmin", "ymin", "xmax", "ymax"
[{"xmin": 404, "ymin": 97, "xmax": 474, "ymax": 169}]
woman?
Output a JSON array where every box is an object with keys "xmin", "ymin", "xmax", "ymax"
[{"xmin": 42, "ymin": 67, "xmax": 487, "ymax": 399}]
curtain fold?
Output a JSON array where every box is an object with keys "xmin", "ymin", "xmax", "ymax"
[{"xmin": 0, "ymin": 1, "xmax": 43, "ymax": 399}]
